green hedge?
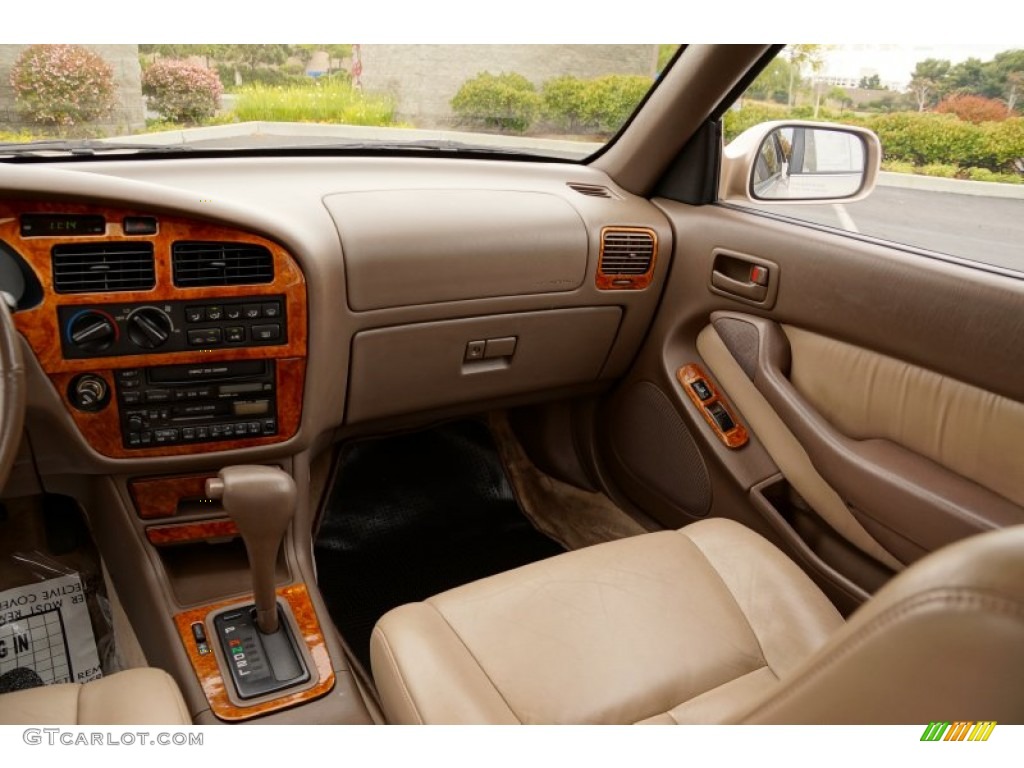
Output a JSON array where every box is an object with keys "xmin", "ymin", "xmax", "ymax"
[
  {"xmin": 452, "ymin": 72, "xmax": 652, "ymax": 136},
  {"xmin": 725, "ymin": 104, "xmax": 1024, "ymax": 174},
  {"xmin": 451, "ymin": 72, "xmax": 540, "ymax": 134},
  {"xmin": 542, "ymin": 74, "xmax": 651, "ymax": 135}
]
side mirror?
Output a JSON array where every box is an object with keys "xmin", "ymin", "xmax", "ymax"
[{"xmin": 720, "ymin": 120, "xmax": 881, "ymax": 204}]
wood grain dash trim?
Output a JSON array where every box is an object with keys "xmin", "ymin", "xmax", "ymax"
[
  {"xmin": 595, "ymin": 226, "xmax": 658, "ymax": 291},
  {"xmin": 173, "ymin": 583, "xmax": 334, "ymax": 722},
  {"xmin": 146, "ymin": 518, "xmax": 240, "ymax": 546},
  {"xmin": 129, "ymin": 473, "xmax": 218, "ymax": 519}
]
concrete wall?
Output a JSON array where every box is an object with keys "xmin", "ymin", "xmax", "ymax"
[
  {"xmin": 360, "ymin": 45, "xmax": 658, "ymax": 128},
  {"xmin": 0, "ymin": 44, "xmax": 144, "ymax": 135}
]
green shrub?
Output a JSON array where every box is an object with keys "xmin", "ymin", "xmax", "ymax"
[
  {"xmin": 880, "ymin": 159, "xmax": 917, "ymax": 174},
  {"xmin": 918, "ymin": 163, "xmax": 960, "ymax": 178},
  {"xmin": 722, "ymin": 102, "xmax": 789, "ymax": 141},
  {"xmin": 577, "ymin": 75, "xmax": 652, "ymax": 135},
  {"xmin": 142, "ymin": 60, "xmax": 223, "ymax": 124},
  {"xmin": 963, "ymin": 167, "xmax": 1024, "ymax": 184},
  {"xmin": 232, "ymin": 81, "xmax": 395, "ymax": 126},
  {"xmin": 450, "ymin": 72, "xmax": 540, "ymax": 134},
  {"xmin": 541, "ymin": 75, "xmax": 589, "ymax": 133},
  {"xmin": 9, "ymin": 44, "xmax": 116, "ymax": 129},
  {"xmin": 978, "ymin": 118, "xmax": 1024, "ymax": 171}
]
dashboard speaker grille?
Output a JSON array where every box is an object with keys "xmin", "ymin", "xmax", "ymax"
[
  {"xmin": 51, "ymin": 243, "xmax": 155, "ymax": 294},
  {"xmin": 172, "ymin": 241, "xmax": 274, "ymax": 287}
]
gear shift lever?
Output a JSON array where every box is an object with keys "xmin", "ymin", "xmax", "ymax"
[{"xmin": 206, "ymin": 466, "xmax": 295, "ymax": 634}]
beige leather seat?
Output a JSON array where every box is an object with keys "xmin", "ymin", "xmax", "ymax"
[
  {"xmin": 0, "ymin": 668, "xmax": 191, "ymax": 725},
  {"xmin": 371, "ymin": 519, "xmax": 1024, "ymax": 724}
]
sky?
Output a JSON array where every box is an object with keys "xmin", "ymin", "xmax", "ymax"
[{"xmin": 821, "ymin": 44, "xmax": 1015, "ymax": 89}]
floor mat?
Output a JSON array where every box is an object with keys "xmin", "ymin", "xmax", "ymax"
[{"xmin": 314, "ymin": 419, "xmax": 565, "ymax": 673}]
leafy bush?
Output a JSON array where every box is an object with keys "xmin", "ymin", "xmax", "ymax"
[
  {"xmin": 451, "ymin": 72, "xmax": 540, "ymax": 134},
  {"xmin": 232, "ymin": 81, "xmax": 395, "ymax": 126},
  {"xmin": 542, "ymin": 76, "xmax": 589, "ymax": 133},
  {"xmin": 9, "ymin": 44, "xmax": 116, "ymax": 128},
  {"xmin": 963, "ymin": 167, "xmax": 1024, "ymax": 184},
  {"xmin": 577, "ymin": 75, "xmax": 652, "ymax": 135},
  {"xmin": 936, "ymin": 94, "xmax": 1014, "ymax": 123},
  {"xmin": 142, "ymin": 60, "xmax": 223, "ymax": 124},
  {"xmin": 918, "ymin": 163, "xmax": 960, "ymax": 178},
  {"xmin": 541, "ymin": 74, "xmax": 652, "ymax": 136},
  {"xmin": 722, "ymin": 102, "xmax": 789, "ymax": 141}
]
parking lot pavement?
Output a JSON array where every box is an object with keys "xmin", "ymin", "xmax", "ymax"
[{"xmin": 760, "ymin": 186, "xmax": 1024, "ymax": 273}]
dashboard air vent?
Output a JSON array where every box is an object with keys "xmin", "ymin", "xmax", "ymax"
[
  {"xmin": 597, "ymin": 228, "xmax": 657, "ymax": 290},
  {"xmin": 51, "ymin": 243, "xmax": 155, "ymax": 294},
  {"xmin": 567, "ymin": 182, "xmax": 613, "ymax": 199},
  {"xmin": 172, "ymin": 242, "xmax": 274, "ymax": 287}
]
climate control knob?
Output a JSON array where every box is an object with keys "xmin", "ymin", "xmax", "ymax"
[
  {"xmin": 68, "ymin": 373, "xmax": 110, "ymax": 412},
  {"xmin": 67, "ymin": 311, "xmax": 117, "ymax": 354},
  {"xmin": 126, "ymin": 307, "xmax": 172, "ymax": 350}
]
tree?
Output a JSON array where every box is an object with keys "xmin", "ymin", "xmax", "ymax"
[
  {"xmin": 908, "ymin": 77, "xmax": 936, "ymax": 112},
  {"xmin": 785, "ymin": 44, "xmax": 827, "ymax": 107},
  {"xmin": 219, "ymin": 45, "xmax": 292, "ymax": 74},
  {"xmin": 947, "ymin": 57, "xmax": 990, "ymax": 95},
  {"xmin": 858, "ymin": 74, "xmax": 882, "ymax": 90},
  {"xmin": 989, "ymin": 49, "xmax": 1024, "ymax": 114},
  {"xmin": 827, "ymin": 86, "xmax": 852, "ymax": 114},
  {"xmin": 747, "ymin": 57, "xmax": 796, "ymax": 103}
]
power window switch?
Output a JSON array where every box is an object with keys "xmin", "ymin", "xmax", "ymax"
[
  {"xmin": 706, "ymin": 402, "xmax": 736, "ymax": 433},
  {"xmin": 465, "ymin": 340, "xmax": 486, "ymax": 362},
  {"xmin": 690, "ymin": 379, "xmax": 713, "ymax": 401}
]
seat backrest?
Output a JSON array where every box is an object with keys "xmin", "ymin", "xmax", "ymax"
[
  {"xmin": 0, "ymin": 668, "xmax": 191, "ymax": 725},
  {"xmin": 739, "ymin": 525, "xmax": 1024, "ymax": 724}
]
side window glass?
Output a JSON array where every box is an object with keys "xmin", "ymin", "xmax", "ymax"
[{"xmin": 726, "ymin": 45, "xmax": 1024, "ymax": 275}]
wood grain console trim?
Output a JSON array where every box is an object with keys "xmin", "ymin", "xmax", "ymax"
[
  {"xmin": 677, "ymin": 363, "xmax": 749, "ymax": 449},
  {"xmin": 48, "ymin": 357, "xmax": 304, "ymax": 459},
  {"xmin": 129, "ymin": 473, "xmax": 218, "ymax": 519},
  {"xmin": 146, "ymin": 518, "xmax": 240, "ymax": 546},
  {"xmin": 173, "ymin": 583, "xmax": 334, "ymax": 722}
]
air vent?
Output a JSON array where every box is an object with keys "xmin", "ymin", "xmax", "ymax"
[
  {"xmin": 51, "ymin": 243, "xmax": 155, "ymax": 294},
  {"xmin": 597, "ymin": 228, "xmax": 657, "ymax": 290},
  {"xmin": 172, "ymin": 242, "xmax": 274, "ymax": 287},
  {"xmin": 567, "ymin": 182, "xmax": 614, "ymax": 199}
]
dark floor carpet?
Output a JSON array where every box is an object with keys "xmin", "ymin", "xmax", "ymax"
[{"xmin": 313, "ymin": 420, "xmax": 565, "ymax": 673}]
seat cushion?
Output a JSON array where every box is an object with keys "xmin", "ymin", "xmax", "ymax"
[
  {"xmin": 371, "ymin": 518, "xmax": 844, "ymax": 724},
  {"xmin": 0, "ymin": 668, "xmax": 191, "ymax": 725}
]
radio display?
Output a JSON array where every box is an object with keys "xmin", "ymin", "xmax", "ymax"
[{"xmin": 20, "ymin": 214, "xmax": 106, "ymax": 237}]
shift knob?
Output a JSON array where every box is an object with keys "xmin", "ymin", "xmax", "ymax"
[{"xmin": 206, "ymin": 466, "xmax": 296, "ymax": 634}]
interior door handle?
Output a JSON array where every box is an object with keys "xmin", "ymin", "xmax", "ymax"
[
  {"xmin": 709, "ymin": 250, "xmax": 777, "ymax": 307},
  {"xmin": 711, "ymin": 270, "xmax": 768, "ymax": 302}
]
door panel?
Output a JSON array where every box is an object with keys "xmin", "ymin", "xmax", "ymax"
[{"xmin": 597, "ymin": 200, "xmax": 1024, "ymax": 594}]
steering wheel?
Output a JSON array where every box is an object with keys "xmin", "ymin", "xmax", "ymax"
[{"xmin": 0, "ymin": 295, "xmax": 25, "ymax": 490}]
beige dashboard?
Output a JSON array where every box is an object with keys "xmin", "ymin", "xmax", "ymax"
[{"xmin": 0, "ymin": 156, "xmax": 673, "ymax": 475}]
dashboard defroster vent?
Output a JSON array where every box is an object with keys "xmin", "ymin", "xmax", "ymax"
[
  {"xmin": 596, "ymin": 228, "xmax": 657, "ymax": 290},
  {"xmin": 51, "ymin": 243, "xmax": 155, "ymax": 294},
  {"xmin": 172, "ymin": 242, "xmax": 274, "ymax": 287},
  {"xmin": 567, "ymin": 182, "xmax": 614, "ymax": 198}
]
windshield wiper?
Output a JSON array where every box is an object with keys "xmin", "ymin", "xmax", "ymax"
[{"xmin": 0, "ymin": 139, "xmax": 196, "ymax": 158}]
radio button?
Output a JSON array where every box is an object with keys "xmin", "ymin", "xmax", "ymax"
[
  {"xmin": 145, "ymin": 389, "xmax": 171, "ymax": 403},
  {"xmin": 154, "ymin": 429, "xmax": 179, "ymax": 443},
  {"xmin": 122, "ymin": 391, "xmax": 142, "ymax": 405},
  {"xmin": 262, "ymin": 418, "xmax": 277, "ymax": 435},
  {"xmin": 196, "ymin": 426, "xmax": 210, "ymax": 441},
  {"xmin": 252, "ymin": 324, "xmax": 281, "ymax": 342},
  {"xmin": 188, "ymin": 328, "xmax": 222, "ymax": 346},
  {"xmin": 182, "ymin": 428, "xmax": 197, "ymax": 441},
  {"xmin": 248, "ymin": 421, "xmax": 262, "ymax": 435}
]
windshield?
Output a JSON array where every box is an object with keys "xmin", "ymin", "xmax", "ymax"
[{"xmin": 0, "ymin": 44, "xmax": 680, "ymax": 160}]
